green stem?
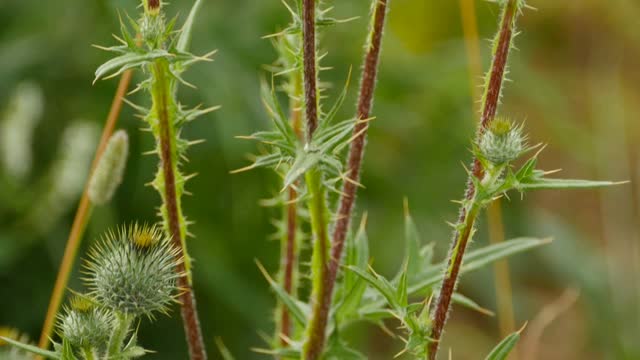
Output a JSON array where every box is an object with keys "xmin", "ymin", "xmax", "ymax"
[
  {"xmin": 302, "ymin": 168, "xmax": 330, "ymax": 360},
  {"xmin": 107, "ymin": 313, "xmax": 132, "ymax": 357},
  {"xmin": 82, "ymin": 347, "xmax": 96, "ymax": 360}
]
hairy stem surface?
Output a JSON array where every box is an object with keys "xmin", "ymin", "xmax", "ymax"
[
  {"xmin": 278, "ymin": 67, "xmax": 304, "ymax": 343},
  {"xmin": 459, "ymin": 0, "xmax": 516, "ymax": 341},
  {"xmin": 38, "ymin": 69, "xmax": 133, "ymax": 351},
  {"xmin": 427, "ymin": 1, "xmax": 520, "ymax": 358},
  {"xmin": 151, "ymin": 59, "xmax": 207, "ymax": 360},
  {"xmin": 107, "ymin": 313, "xmax": 132, "ymax": 357},
  {"xmin": 302, "ymin": 168, "xmax": 330, "ymax": 359},
  {"xmin": 302, "ymin": 1, "xmax": 390, "ymax": 358}
]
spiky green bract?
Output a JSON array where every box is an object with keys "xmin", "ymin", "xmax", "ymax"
[
  {"xmin": 88, "ymin": 130, "xmax": 129, "ymax": 205},
  {"xmin": 58, "ymin": 295, "xmax": 113, "ymax": 350},
  {"xmin": 478, "ymin": 118, "xmax": 524, "ymax": 166},
  {"xmin": 84, "ymin": 224, "xmax": 182, "ymax": 318}
]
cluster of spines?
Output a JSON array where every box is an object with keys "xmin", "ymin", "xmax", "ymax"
[{"xmin": 84, "ymin": 224, "xmax": 182, "ymax": 319}]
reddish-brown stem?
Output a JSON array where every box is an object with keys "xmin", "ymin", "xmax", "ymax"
[
  {"xmin": 302, "ymin": 0, "xmax": 319, "ymax": 141},
  {"xmin": 427, "ymin": 1, "xmax": 518, "ymax": 358},
  {"xmin": 37, "ymin": 69, "xmax": 133, "ymax": 353},
  {"xmin": 302, "ymin": 1, "xmax": 390, "ymax": 359},
  {"xmin": 153, "ymin": 61, "xmax": 207, "ymax": 360},
  {"xmin": 279, "ymin": 75, "xmax": 303, "ymax": 342},
  {"xmin": 279, "ymin": 186, "xmax": 298, "ymax": 343}
]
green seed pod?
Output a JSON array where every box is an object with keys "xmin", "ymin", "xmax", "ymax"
[
  {"xmin": 88, "ymin": 130, "xmax": 129, "ymax": 206},
  {"xmin": 58, "ymin": 295, "xmax": 113, "ymax": 349},
  {"xmin": 479, "ymin": 118, "xmax": 524, "ymax": 166},
  {"xmin": 85, "ymin": 224, "xmax": 182, "ymax": 318}
]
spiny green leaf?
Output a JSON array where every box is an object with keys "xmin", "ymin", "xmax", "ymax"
[
  {"xmin": 94, "ymin": 50, "xmax": 171, "ymax": 83},
  {"xmin": 484, "ymin": 325, "xmax": 525, "ymax": 360},
  {"xmin": 0, "ymin": 336, "xmax": 60, "ymax": 359},
  {"xmin": 347, "ymin": 266, "xmax": 399, "ymax": 311},
  {"xmin": 283, "ymin": 150, "xmax": 323, "ymax": 189},
  {"xmin": 336, "ymin": 216, "xmax": 370, "ymax": 320},
  {"xmin": 323, "ymin": 335, "xmax": 366, "ymax": 360},
  {"xmin": 409, "ymin": 237, "xmax": 552, "ymax": 296},
  {"xmin": 256, "ymin": 261, "xmax": 309, "ymax": 327},
  {"xmin": 516, "ymin": 177, "xmax": 626, "ymax": 191},
  {"xmin": 452, "ymin": 293, "xmax": 495, "ymax": 316},
  {"xmin": 230, "ymin": 153, "xmax": 284, "ymax": 174},
  {"xmin": 177, "ymin": 0, "xmax": 204, "ymax": 52},
  {"xmin": 215, "ymin": 338, "xmax": 236, "ymax": 360},
  {"xmin": 396, "ymin": 260, "xmax": 409, "ymax": 308}
]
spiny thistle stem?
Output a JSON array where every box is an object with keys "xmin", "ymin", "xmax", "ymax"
[
  {"xmin": 302, "ymin": 167, "xmax": 331, "ymax": 360},
  {"xmin": 106, "ymin": 313, "xmax": 132, "ymax": 357},
  {"xmin": 302, "ymin": 1, "xmax": 390, "ymax": 359},
  {"xmin": 279, "ymin": 187, "xmax": 297, "ymax": 342},
  {"xmin": 151, "ymin": 59, "xmax": 207, "ymax": 360},
  {"xmin": 302, "ymin": 0, "xmax": 319, "ymax": 142},
  {"xmin": 299, "ymin": 1, "xmax": 332, "ymax": 358},
  {"xmin": 38, "ymin": 69, "xmax": 133, "ymax": 352},
  {"xmin": 427, "ymin": 1, "xmax": 521, "ymax": 358},
  {"xmin": 278, "ymin": 68, "xmax": 304, "ymax": 343},
  {"xmin": 459, "ymin": 0, "xmax": 516, "ymax": 341}
]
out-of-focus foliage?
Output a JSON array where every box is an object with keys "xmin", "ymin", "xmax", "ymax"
[{"xmin": 0, "ymin": 0, "xmax": 638, "ymax": 359}]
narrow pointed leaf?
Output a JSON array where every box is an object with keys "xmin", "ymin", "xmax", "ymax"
[
  {"xmin": 347, "ymin": 266, "xmax": 399, "ymax": 310},
  {"xmin": 452, "ymin": 293, "xmax": 495, "ymax": 316},
  {"xmin": 517, "ymin": 177, "xmax": 625, "ymax": 191},
  {"xmin": 256, "ymin": 262, "xmax": 308, "ymax": 326},
  {"xmin": 283, "ymin": 151, "xmax": 323, "ymax": 189},
  {"xmin": 177, "ymin": 0, "xmax": 204, "ymax": 52},
  {"xmin": 0, "ymin": 337, "xmax": 60, "ymax": 359},
  {"xmin": 484, "ymin": 330, "xmax": 522, "ymax": 360},
  {"xmin": 94, "ymin": 50, "xmax": 170, "ymax": 82},
  {"xmin": 408, "ymin": 237, "xmax": 551, "ymax": 296}
]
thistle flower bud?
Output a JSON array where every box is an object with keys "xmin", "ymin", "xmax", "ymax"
[
  {"xmin": 58, "ymin": 295, "xmax": 113, "ymax": 349},
  {"xmin": 88, "ymin": 130, "xmax": 129, "ymax": 205},
  {"xmin": 143, "ymin": 0, "xmax": 161, "ymax": 15},
  {"xmin": 478, "ymin": 118, "xmax": 524, "ymax": 165},
  {"xmin": 85, "ymin": 224, "xmax": 181, "ymax": 318}
]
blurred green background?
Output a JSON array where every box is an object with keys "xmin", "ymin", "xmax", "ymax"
[{"xmin": 1, "ymin": 0, "xmax": 639, "ymax": 359}]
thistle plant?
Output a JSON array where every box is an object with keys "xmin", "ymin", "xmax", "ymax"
[
  {"xmin": 423, "ymin": 0, "xmax": 621, "ymax": 358},
  {"xmin": 1, "ymin": 224, "xmax": 181, "ymax": 360},
  {"xmin": 92, "ymin": 0, "xmax": 215, "ymax": 358},
  {"xmin": 232, "ymin": 0, "xmax": 622, "ymax": 359}
]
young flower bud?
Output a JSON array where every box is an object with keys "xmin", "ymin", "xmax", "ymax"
[
  {"xmin": 478, "ymin": 118, "xmax": 524, "ymax": 165},
  {"xmin": 85, "ymin": 224, "xmax": 182, "ymax": 318},
  {"xmin": 88, "ymin": 130, "xmax": 129, "ymax": 206},
  {"xmin": 58, "ymin": 295, "xmax": 113, "ymax": 349},
  {"xmin": 143, "ymin": 0, "xmax": 161, "ymax": 16}
]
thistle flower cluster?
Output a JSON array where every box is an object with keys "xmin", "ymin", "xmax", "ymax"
[
  {"xmin": 85, "ymin": 224, "xmax": 182, "ymax": 318},
  {"xmin": 58, "ymin": 296, "xmax": 113, "ymax": 350},
  {"xmin": 478, "ymin": 118, "xmax": 525, "ymax": 166},
  {"xmin": 1, "ymin": 225, "xmax": 179, "ymax": 360}
]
